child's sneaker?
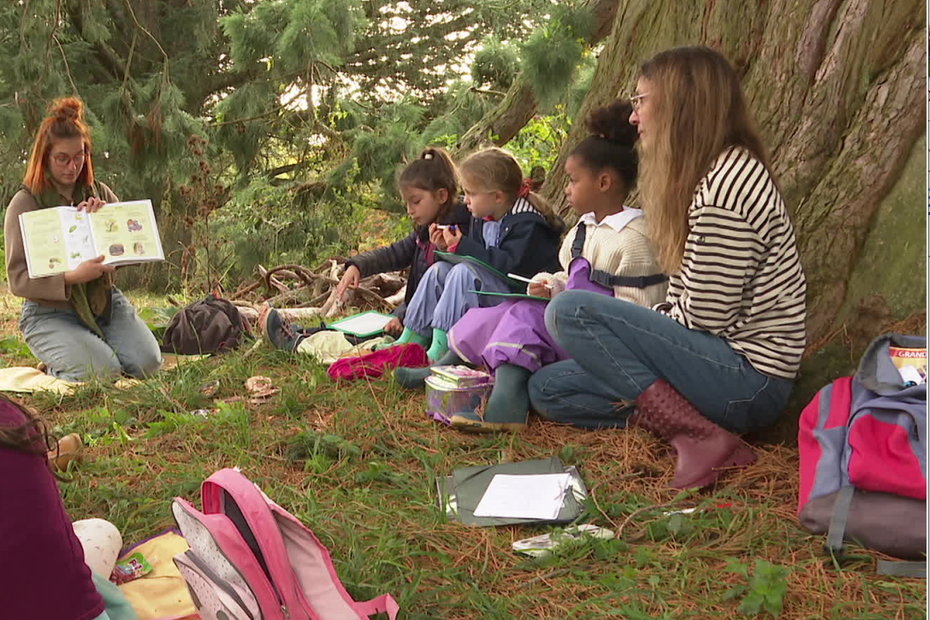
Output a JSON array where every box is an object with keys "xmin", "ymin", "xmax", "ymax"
[{"xmin": 259, "ymin": 305, "xmax": 302, "ymax": 352}]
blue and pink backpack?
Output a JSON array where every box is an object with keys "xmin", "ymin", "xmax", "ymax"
[
  {"xmin": 171, "ymin": 468, "xmax": 400, "ymax": 619},
  {"xmin": 797, "ymin": 333, "xmax": 926, "ymax": 577}
]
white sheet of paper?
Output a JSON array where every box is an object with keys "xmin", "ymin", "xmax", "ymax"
[
  {"xmin": 473, "ymin": 473, "xmax": 572, "ymax": 520},
  {"xmin": 331, "ymin": 312, "xmax": 393, "ymax": 335}
]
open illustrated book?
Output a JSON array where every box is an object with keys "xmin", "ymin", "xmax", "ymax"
[{"xmin": 19, "ymin": 199, "xmax": 164, "ymax": 278}]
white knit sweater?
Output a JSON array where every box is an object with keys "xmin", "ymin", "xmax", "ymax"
[{"xmin": 536, "ymin": 210, "xmax": 667, "ymax": 308}]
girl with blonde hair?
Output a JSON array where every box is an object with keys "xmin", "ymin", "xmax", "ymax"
[
  {"xmin": 529, "ymin": 47, "xmax": 806, "ymax": 488},
  {"xmin": 393, "ymin": 147, "xmax": 563, "ymax": 361}
]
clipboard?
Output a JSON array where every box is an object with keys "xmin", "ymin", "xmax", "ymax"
[
  {"xmin": 437, "ymin": 457, "xmax": 587, "ymax": 526},
  {"xmin": 328, "ymin": 311, "xmax": 394, "ymax": 338},
  {"xmin": 434, "ymin": 251, "xmax": 519, "ymax": 289},
  {"xmin": 470, "ymin": 290, "xmax": 550, "ymax": 303}
]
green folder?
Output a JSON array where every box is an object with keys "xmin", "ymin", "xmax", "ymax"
[
  {"xmin": 328, "ymin": 310, "xmax": 394, "ymax": 338},
  {"xmin": 434, "ymin": 251, "xmax": 519, "ymax": 289},
  {"xmin": 437, "ymin": 457, "xmax": 586, "ymax": 526},
  {"xmin": 470, "ymin": 290, "xmax": 550, "ymax": 303}
]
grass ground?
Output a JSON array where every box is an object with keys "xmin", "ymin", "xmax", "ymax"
[{"xmin": 0, "ymin": 287, "xmax": 924, "ymax": 619}]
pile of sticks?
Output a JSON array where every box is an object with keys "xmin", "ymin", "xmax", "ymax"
[{"xmin": 227, "ymin": 258, "xmax": 406, "ymax": 322}]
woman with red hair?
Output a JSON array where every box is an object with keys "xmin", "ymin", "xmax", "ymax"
[{"xmin": 4, "ymin": 97, "xmax": 161, "ymax": 382}]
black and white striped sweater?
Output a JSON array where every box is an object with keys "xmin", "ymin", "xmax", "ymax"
[{"xmin": 657, "ymin": 147, "xmax": 807, "ymax": 380}]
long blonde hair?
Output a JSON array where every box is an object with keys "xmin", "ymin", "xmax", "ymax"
[
  {"xmin": 637, "ymin": 46, "xmax": 772, "ymax": 273},
  {"xmin": 458, "ymin": 148, "xmax": 561, "ymax": 229}
]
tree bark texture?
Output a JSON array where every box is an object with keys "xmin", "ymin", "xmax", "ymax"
[
  {"xmin": 453, "ymin": 0, "xmax": 621, "ymax": 157},
  {"xmin": 537, "ymin": 0, "xmax": 924, "ymax": 373}
]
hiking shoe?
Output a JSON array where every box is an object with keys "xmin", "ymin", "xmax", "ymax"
[
  {"xmin": 260, "ymin": 306, "xmax": 302, "ymax": 352},
  {"xmin": 48, "ymin": 433, "xmax": 84, "ymax": 472}
]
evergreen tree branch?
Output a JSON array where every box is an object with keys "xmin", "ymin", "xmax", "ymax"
[
  {"xmin": 349, "ymin": 13, "xmax": 474, "ymax": 66},
  {"xmin": 122, "ymin": 0, "xmax": 170, "ymax": 85},
  {"xmin": 53, "ymin": 35, "xmax": 79, "ymax": 96},
  {"xmin": 67, "ymin": 3, "xmax": 127, "ymax": 80},
  {"xmin": 120, "ymin": 30, "xmax": 138, "ymax": 95},
  {"xmin": 470, "ymin": 87, "xmax": 507, "ymax": 97},
  {"xmin": 43, "ymin": 0, "xmax": 61, "ymax": 66},
  {"xmin": 266, "ymin": 162, "xmax": 308, "ymax": 179},
  {"xmin": 210, "ymin": 87, "xmax": 307, "ymax": 127}
]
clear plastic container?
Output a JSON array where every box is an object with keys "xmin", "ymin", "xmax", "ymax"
[{"xmin": 424, "ymin": 374, "xmax": 494, "ymax": 425}]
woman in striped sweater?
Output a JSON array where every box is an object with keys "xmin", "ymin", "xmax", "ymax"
[{"xmin": 528, "ymin": 46, "xmax": 807, "ymax": 489}]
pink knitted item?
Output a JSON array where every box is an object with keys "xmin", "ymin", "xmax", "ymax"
[{"xmin": 327, "ymin": 343, "xmax": 429, "ymax": 381}]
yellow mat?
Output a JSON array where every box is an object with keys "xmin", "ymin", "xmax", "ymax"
[
  {"xmin": 0, "ymin": 355, "xmax": 207, "ymax": 395},
  {"xmin": 117, "ymin": 530, "xmax": 197, "ymax": 620},
  {"xmin": 0, "ymin": 366, "xmax": 77, "ymax": 394}
]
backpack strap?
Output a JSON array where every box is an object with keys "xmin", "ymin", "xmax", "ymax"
[
  {"xmin": 571, "ymin": 222, "xmax": 667, "ymax": 289},
  {"xmin": 827, "ymin": 485, "xmax": 926, "ymax": 578},
  {"xmin": 589, "ymin": 270, "xmax": 669, "ymax": 290},
  {"xmin": 876, "ymin": 559, "xmax": 927, "ymax": 578},
  {"xmin": 570, "ymin": 222, "xmax": 586, "ymax": 259},
  {"xmin": 825, "ymin": 484, "xmax": 855, "ymax": 556},
  {"xmin": 354, "ymin": 594, "xmax": 400, "ymax": 620}
]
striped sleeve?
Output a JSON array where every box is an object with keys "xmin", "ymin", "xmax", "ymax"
[
  {"xmin": 668, "ymin": 207, "xmax": 761, "ymax": 332},
  {"xmin": 663, "ymin": 147, "xmax": 807, "ymax": 380}
]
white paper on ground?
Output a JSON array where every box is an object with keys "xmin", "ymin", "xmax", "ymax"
[{"xmin": 473, "ymin": 472, "xmax": 572, "ymax": 520}]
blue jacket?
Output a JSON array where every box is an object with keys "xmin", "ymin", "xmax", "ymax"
[{"xmin": 454, "ymin": 198, "xmax": 563, "ymax": 281}]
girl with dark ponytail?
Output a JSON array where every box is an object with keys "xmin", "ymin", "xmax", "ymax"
[
  {"xmin": 395, "ymin": 101, "xmax": 667, "ymax": 432},
  {"xmin": 261, "ymin": 147, "xmax": 472, "ymax": 351}
]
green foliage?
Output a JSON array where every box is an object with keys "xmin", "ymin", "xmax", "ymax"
[
  {"xmin": 472, "ymin": 37, "xmax": 520, "ymax": 90},
  {"xmin": 0, "ymin": 335, "xmax": 33, "ymax": 360},
  {"xmin": 506, "ymin": 112, "xmax": 572, "ymax": 179},
  {"xmin": 211, "ymin": 174, "xmax": 369, "ymax": 284},
  {"xmin": 520, "ymin": 2, "xmax": 595, "ymax": 110},
  {"xmin": 0, "ymin": 0, "xmax": 596, "ymax": 296},
  {"xmin": 724, "ymin": 559, "xmax": 792, "ymax": 618}
]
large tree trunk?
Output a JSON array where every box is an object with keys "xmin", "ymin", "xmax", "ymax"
[
  {"xmin": 453, "ymin": 0, "xmax": 620, "ymax": 157},
  {"xmin": 537, "ymin": 0, "xmax": 925, "ymax": 440}
]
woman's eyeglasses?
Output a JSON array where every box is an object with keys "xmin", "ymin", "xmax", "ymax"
[
  {"xmin": 630, "ymin": 92, "xmax": 649, "ymax": 111},
  {"xmin": 51, "ymin": 152, "xmax": 86, "ymax": 167}
]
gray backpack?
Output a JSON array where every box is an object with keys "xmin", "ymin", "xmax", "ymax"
[{"xmin": 162, "ymin": 294, "xmax": 251, "ymax": 355}]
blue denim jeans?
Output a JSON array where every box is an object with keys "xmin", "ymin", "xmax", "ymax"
[
  {"xmin": 403, "ymin": 261, "xmax": 511, "ymax": 334},
  {"xmin": 527, "ymin": 291, "xmax": 794, "ymax": 432},
  {"xmin": 19, "ymin": 288, "xmax": 162, "ymax": 382}
]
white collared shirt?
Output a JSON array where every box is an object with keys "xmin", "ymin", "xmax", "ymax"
[{"xmin": 579, "ymin": 208, "xmax": 642, "ymax": 233}]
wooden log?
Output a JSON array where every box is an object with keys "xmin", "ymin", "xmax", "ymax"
[
  {"xmin": 257, "ymin": 265, "xmax": 289, "ymax": 295},
  {"xmin": 238, "ymin": 306, "xmax": 322, "ymax": 323}
]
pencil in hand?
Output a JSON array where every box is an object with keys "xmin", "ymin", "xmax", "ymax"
[{"xmin": 508, "ymin": 273, "xmax": 552, "ymax": 289}]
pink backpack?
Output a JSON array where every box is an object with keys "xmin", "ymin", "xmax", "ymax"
[
  {"xmin": 171, "ymin": 468, "xmax": 400, "ymax": 619},
  {"xmin": 797, "ymin": 334, "xmax": 926, "ymax": 576}
]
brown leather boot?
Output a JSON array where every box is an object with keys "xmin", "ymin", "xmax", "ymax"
[{"xmin": 630, "ymin": 380, "xmax": 756, "ymax": 489}]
